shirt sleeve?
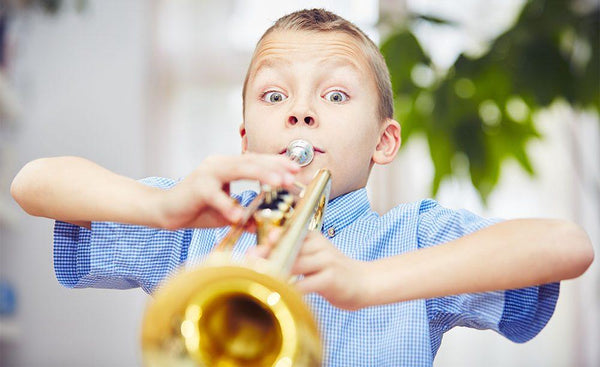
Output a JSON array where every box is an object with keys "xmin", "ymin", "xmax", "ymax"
[
  {"xmin": 53, "ymin": 177, "xmax": 193, "ymax": 294},
  {"xmin": 417, "ymin": 199, "xmax": 559, "ymax": 347}
]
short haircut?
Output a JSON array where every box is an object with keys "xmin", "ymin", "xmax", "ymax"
[{"xmin": 242, "ymin": 8, "xmax": 394, "ymax": 121}]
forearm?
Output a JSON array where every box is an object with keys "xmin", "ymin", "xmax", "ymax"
[
  {"xmin": 11, "ymin": 156, "xmax": 162, "ymax": 227},
  {"xmin": 365, "ymin": 219, "xmax": 594, "ymax": 306}
]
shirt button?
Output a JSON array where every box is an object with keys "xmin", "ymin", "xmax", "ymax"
[{"xmin": 327, "ymin": 227, "xmax": 336, "ymax": 237}]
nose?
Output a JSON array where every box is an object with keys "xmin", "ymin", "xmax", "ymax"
[
  {"xmin": 286, "ymin": 93, "xmax": 318, "ymax": 128},
  {"xmin": 287, "ymin": 115, "xmax": 316, "ymax": 127}
]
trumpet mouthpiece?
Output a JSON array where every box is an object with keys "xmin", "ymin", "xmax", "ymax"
[{"xmin": 285, "ymin": 139, "xmax": 314, "ymax": 167}]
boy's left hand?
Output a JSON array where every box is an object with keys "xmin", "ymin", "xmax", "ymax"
[{"xmin": 291, "ymin": 231, "xmax": 371, "ymax": 310}]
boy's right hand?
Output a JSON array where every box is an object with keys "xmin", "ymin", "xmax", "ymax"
[{"xmin": 157, "ymin": 154, "xmax": 299, "ymax": 229}]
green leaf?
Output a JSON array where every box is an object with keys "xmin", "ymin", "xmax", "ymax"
[{"xmin": 380, "ymin": 0, "xmax": 598, "ymax": 204}]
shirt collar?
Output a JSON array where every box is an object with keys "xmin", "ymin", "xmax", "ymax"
[{"xmin": 321, "ymin": 188, "xmax": 372, "ymax": 237}]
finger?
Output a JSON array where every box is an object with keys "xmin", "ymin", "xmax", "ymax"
[
  {"xmin": 203, "ymin": 190, "xmax": 243, "ymax": 223},
  {"xmin": 212, "ymin": 154, "xmax": 299, "ymax": 186},
  {"xmin": 187, "ymin": 209, "xmax": 231, "ymax": 228},
  {"xmin": 246, "ymin": 245, "xmax": 270, "ymax": 259},
  {"xmin": 265, "ymin": 227, "xmax": 284, "ymax": 248},
  {"xmin": 295, "ymin": 272, "xmax": 329, "ymax": 295},
  {"xmin": 243, "ymin": 153, "xmax": 301, "ymax": 174},
  {"xmin": 297, "ymin": 236, "xmax": 325, "ymax": 256},
  {"xmin": 291, "ymin": 252, "xmax": 326, "ymax": 275}
]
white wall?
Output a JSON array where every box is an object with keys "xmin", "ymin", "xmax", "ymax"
[{"xmin": 2, "ymin": 1, "xmax": 150, "ymax": 366}]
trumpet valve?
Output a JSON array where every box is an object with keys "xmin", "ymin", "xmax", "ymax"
[{"xmin": 253, "ymin": 189, "xmax": 294, "ymax": 246}]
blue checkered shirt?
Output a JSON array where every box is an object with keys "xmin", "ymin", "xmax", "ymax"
[{"xmin": 54, "ymin": 177, "xmax": 559, "ymax": 366}]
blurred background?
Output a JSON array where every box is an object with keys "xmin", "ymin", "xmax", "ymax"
[{"xmin": 0, "ymin": 0, "xmax": 597, "ymax": 366}]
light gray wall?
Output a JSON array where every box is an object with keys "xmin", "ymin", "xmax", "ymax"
[{"xmin": 3, "ymin": 1, "xmax": 150, "ymax": 366}]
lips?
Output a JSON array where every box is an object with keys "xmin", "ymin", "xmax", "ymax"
[{"xmin": 278, "ymin": 146, "xmax": 325, "ymax": 154}]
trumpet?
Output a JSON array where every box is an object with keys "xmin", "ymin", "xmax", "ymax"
[{"xmin": 141, "ymin": 140, "xmax": 330, "ymax": 367}]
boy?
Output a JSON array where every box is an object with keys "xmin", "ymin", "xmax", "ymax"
[{"xmin": 11, "ymin": 8, "xmax": 594, "ymax": 367}]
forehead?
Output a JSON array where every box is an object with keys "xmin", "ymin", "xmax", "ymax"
[{"xmin": 248, "ymin": 30, "xmax": 372, "ymax": 80}]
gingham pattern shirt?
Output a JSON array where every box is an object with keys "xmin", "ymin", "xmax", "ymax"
[{"xmin": 54, "ymin": 177, "xmax": 559, "ymax": 366}]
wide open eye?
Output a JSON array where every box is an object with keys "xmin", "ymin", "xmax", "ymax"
[
  {"xmin": 324, "ymin": 90, "xmax": 349, "ymax": 103},
  {"xmin": 262, "ymin": 91, "xmax": 287, "ymax": 103}
]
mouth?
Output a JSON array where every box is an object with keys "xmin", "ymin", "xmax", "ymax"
[{"xmin": 278, "ymin": 146, "xmax": 325, "ymax": 155}]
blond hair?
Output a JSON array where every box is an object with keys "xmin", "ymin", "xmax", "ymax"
[{"xmin": 242, "ymin": 8, "xmax": 394, "ymax": 121}]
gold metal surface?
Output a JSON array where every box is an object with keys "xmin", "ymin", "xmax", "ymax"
[{"xmin": 141, "ymin": 169, "xmax": 331, "ymax": 367}]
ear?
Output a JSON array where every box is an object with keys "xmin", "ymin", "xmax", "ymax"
[
  {"xmin": 372, "ymin": 119, "xmax": 401, "ymax": 165},
  {"xmin": 239, "ymin": 123, "xmax": 248, "ymax": 153}
]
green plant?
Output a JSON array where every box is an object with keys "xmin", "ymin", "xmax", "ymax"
[{"xmin": 381, "ymin": 0, "xmax": 599, "ymax": 202}]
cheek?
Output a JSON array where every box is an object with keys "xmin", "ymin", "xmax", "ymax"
[
  {"xmin": 244, "ymin": 131, "xmax": 266, "ymax": 152},
  {"xmin": 243, "ymin": 110, "xmax": 265, "ymax": 140},
  {"xmin": 243, "ymin": 120, "xmax": 278, "ymax": 153},
  {"xmin": 334, "ymin": 117, "xmax": 379, "ymax": 154}
]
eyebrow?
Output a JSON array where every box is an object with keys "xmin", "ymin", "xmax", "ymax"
[
  {"xmin": 252, "ymin": 56, "xmax": 362, "ymax": 78},
  {"xmin": 252, "ymin": 57, "xmax": 292, "ymax": 78},
  {"xmin": 317, "ymin": 57, "xmax": 362, "ymax": 73}
]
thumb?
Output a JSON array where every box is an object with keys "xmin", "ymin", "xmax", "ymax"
[{"xmin": 204, "ymin": 190, "xmax": 243, "ymax": 224}]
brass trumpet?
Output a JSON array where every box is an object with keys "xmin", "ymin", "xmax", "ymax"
[{"xmin": 141, "ymin": 141, "xmax": 330, "ymax": 367}]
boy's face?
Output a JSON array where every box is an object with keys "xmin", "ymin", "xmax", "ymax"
[{"xmin": 241, "ymin": 30, "xmax": 392, "ymax": 199}]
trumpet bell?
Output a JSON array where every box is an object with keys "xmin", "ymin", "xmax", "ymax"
[{"xmin": 141, "ymin": 255, "xmax": 321, "ymax": 367}]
